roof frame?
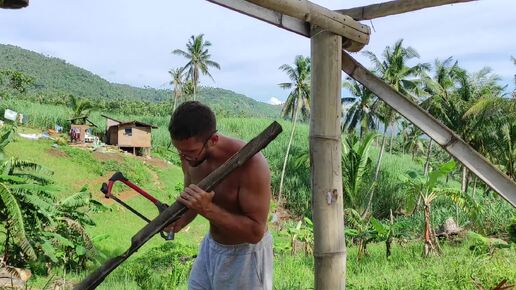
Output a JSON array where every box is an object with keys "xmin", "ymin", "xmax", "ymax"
[{"xmin": 207, "ymin": 0, "xmax": 516, "ymax": 207}]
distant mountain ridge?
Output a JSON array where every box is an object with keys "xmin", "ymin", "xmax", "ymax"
[{"xmin": 0, "ymin": 43, "xmax": 281, "ymax": 118}]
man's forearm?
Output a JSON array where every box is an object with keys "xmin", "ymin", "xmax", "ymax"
[{"xmin": 202, "ymin": 203, "xmax": 265, "ymax": 243}]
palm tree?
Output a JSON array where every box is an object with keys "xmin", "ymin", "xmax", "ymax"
[
  {"xmin": 277, "ymin": 55, "xmax": 311, "ymax": 202},
  {"xmin": 68, "ymin": 95, "xmax": 94, "ymax": 124},
  {"xmin": 342, "ymin": 78, "xmax": 380, "ymax": 138},
  {"xmin": 173, "ymin": 34, "xmax": 221, "ymax": 101},
  {"xmin": 169, "ymin": 68, "xmax": 185, "ymax": 111},
  {"xmin": 361, "ymin": 39, "xmax": 429, "ymax": 217},
  {"xmin": 432, "ymin": 66, "xmax": 505, "ymax": 193}
]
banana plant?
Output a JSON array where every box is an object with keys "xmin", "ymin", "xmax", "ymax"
[{"xmin": 403, "ymin": 160, "xmax": 479, "ymax": 256}]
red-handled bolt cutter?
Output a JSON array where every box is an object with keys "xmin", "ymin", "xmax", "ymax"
[{"xmin": 100, "ymin": 171, "xmax": 174, "ymax": 240}]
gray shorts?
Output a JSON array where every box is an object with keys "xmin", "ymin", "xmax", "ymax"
[{"xmin": 188, "ymin": 232, "xmax": 273, "ymax": 290}]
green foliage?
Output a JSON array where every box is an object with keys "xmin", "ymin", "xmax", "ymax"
[
  {"xmin": 0, "ymin": 69, "xmax": 33, "ymax": 95},
  {"xmin": 101, "ymin": 242, "xmax": 197, "ymax": 290},
  {"xmin": 277, "ymin": 217, "xmax": 314, "ymax": 255},
  {"xmin": 0, "ymin": 127, "xmax": 102, "ymax": 272},
  {"xmin": 342, "ymin": 132, "xmax": 377, "ymax": 211},
  {"xmin": 466, "ymin": 231, "xmax": 510, "ymax": 254},
  {"xmin": 509, "ymin": 217, "xmax": 516, "ymax": 244}
]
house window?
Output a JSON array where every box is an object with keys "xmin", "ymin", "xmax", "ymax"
[{"xmin": 124, "ymin": 128, "xmax": 132, "ymax": 136}]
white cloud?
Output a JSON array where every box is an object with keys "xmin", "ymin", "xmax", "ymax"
[{"xmin": 269, "ymin": 97, "xmax": 283, "ymax": 105}]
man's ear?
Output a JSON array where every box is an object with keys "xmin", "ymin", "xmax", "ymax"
[{"xmin": 210, "ymin": 134, "xmax": 219, "ymax": 145}]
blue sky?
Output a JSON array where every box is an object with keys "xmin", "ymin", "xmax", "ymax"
[{"xmin": 1, "ymin": 0, "xmax": 514, "ymax": 104}]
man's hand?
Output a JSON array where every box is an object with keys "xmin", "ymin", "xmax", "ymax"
[
  {"xmin": 163, "ymin": 220, "xmax": 181, "ymax": 234},
  {"xmin": 177, "ymin": 184, "xmax": 215, "ymax": 216}
]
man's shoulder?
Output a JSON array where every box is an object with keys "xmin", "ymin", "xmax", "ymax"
[{"xmin": 222, "ymin": 135, "xmax": 270, "ymax": 174}]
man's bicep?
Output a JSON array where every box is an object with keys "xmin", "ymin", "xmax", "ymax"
[{"xmin": 239, "ymin": 158, "xmax": 271, "ymax": 223}]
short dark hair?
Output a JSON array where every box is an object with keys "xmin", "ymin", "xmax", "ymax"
[{"xmin": 169, "ymin": 101, "xmax": 216, "ymax": 141}]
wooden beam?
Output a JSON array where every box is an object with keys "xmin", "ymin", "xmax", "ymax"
[
  {"xmin": 311, "ymin": 27, "xmax": 346, "ymax": 289},
  {"xmin": 336, "ymin": 0, "xmax": 475, "ymax": 21},
  {"xmin": 0, "ymin": 0, "xmax": 29, "ymax": 9},
  {"xmin": 206, "ymin": 0, "xmax": 370, "ymax": 52},
  {"xmin": 74, "ymin": 122, "xmax": 283, "ymax": 290},
  {"xmin": 206, "ymin": 0, "xmax": 310, "ymax": 37},
  {"xmin": 341, "ymin": 51, "xmax": 516, "ymax": 207}
]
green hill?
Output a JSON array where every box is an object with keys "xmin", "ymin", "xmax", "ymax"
[{"xmin": 0, "ymin": 43, "xmax": 281, "ymax": 118}]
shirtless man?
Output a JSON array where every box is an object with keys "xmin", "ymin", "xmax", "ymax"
[{"xmin": 165, "ymin": 101, "xmax": 273, "ymax": 290}]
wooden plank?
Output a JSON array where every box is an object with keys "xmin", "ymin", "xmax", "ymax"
[
  {"xmin": 74, "ymin": 121, "xmax": 283, "ymax": 290},
  {"xmin": 311, "ymin": 27, "xmax": 346, "ymax": 289},
  {"xmin": 205, "ymin": 0, "xmax": 310, "ymax": 37},
  {"xmin": 337, "ymin": 0, "xmax": 475, "ymax": 21},
  {"xmin": 0, "ymin": 0, "xmax": 29, "ymax": 9},
  {"xmin": 341, "ymin": 51, "xmax": 516, "ymax": 207},
  {"xmin": 206, "ymin": 0, "xmax": 370, "ymax": 52}
]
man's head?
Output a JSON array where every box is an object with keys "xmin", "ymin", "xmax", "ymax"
[{"xmin": 169, "ymin": 101, "xmax": 218, "ymax": 167}]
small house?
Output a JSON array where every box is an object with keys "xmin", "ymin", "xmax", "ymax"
[
  {"xmin": 68, "ymin": 116, "xmax": 98, "ymax": 144},
  {"xmin": 101, "ymin": 115, "xmax": 157, "ymax": 156}
]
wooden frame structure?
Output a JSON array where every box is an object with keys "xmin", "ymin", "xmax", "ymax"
[
  {"xmin": 205, "ymin": 0, "xmax": 515, "ymax": 289},
  {"xmin": 4, "ymin": 1, "xmax": 515, "ymax": 289}
]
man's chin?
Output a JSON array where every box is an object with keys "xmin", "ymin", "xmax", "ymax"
[{"xmin": 188, "ymin": 159, "xmax": 205, "ymax": 167}]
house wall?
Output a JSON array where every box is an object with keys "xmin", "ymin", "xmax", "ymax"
[
  {"xmin": 71, "ymin": 124, "xmax": 91, "ymax": 143},
  {"xmin": 107, "ymin": 126, "xmax": 118, "ymax": 145},
  {"xmin": 117, "ymin": 125, "xmax": 152, "ymax": 148}
]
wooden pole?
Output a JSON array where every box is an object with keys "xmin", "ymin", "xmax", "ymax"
[
  {"xmin": 311, "ymin": 26, "xmax": 346, "ymax": 289},
  {"xmin": 0, "ymin": 0, "xmax": 29, "ymax": 9},
  {"xmin": 74, "ymin": 122, "xmax": 283, "ymax": 290},
  {"xmin": 336, "ymin": 0, "xmax": 475, "ymax": 21}
]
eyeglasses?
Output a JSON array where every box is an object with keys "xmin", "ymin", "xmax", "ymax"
[{"xmin": 169, "ymin": 130, "xmax": 217, "ymax": 161}]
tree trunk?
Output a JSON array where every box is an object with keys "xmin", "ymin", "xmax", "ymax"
[
  {"xmin": 193, "ymin": 83, "xmax": 196, "ymax": 101},
  {"xmin": 311, "ymin": 27, "xmax": 345, "ymax": 290},
  {"xmin": 388, "ymin": 124, "xmax": 394, "ymax": 154},
  {"xmin": 461, "ymin": 166, "xmax": 469, "ymax": 193},
  {"xmin": 3, "ymin": 227, "xmax": 10, "ymax": 265},
  {"xmin": 472, "ymin": 175, "xmax": 478, "ymax": 197},
  {"xmin": 424, "ymin": 138, "xmax": 433, "ymax": 177},
  {"xmin": 173, "ymin": 93, "xmax": 178, "ymax": 112},
  {"xmin": 361, "ymin": 125, "xmax": 388, "ymax": 218},
  {"xmin": 423, "ymin": 201, "xmax": 434, "ymax": 257},
  {"xmin": 278, "ymin": 100, "xmax": 300, "ymax": 203},
  {"xmin": 357, "ymin": 239, "xmax": 364, "ymax": 260},
  {"xmin": 386, "ymin": 209, "xmax": 393, "ymax": 258}
]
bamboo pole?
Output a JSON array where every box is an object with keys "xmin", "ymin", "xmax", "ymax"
[
  {"xmin": 74, "ymin": 122, "xmax": 283, "ymax": 290},
  {"xmin": 311, "ymin": 26, "xmax": 346, "ymax": 289},
  {"xmin": 336, "ymin": 0, "xmax": 475, "ymax": 21},
  {"xmin": 246, "ymin": 0, "xmax": 370, "ymax": 50}
]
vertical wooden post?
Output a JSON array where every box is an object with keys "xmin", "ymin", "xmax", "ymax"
[{"xmin": 310, "ymin": 27, "xmax": 346, "ymax": 289}]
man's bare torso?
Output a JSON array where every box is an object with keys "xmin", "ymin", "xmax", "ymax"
[{"xmin": 184, "ymin": 136, "xmax": 267, "ymax": 245}]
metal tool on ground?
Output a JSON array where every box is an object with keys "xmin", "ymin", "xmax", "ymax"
[
  {"xmin": 100, "ymin": 172, "xmax": 174, "ymax": 240},
  {"xmin": 74, "ymin": 121, "xmax": 283, "ymax": 290}
]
